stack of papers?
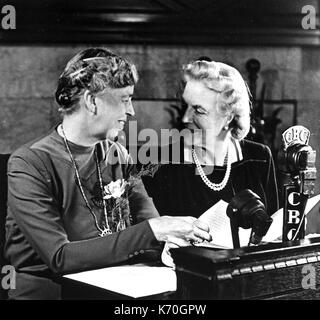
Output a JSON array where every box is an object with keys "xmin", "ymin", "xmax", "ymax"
[{"xmin": 64, "ymin": 263, "xmax": 176, "ymax": 298}]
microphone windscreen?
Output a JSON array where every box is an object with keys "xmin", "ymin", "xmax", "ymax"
[{"xmin": 227, "ymin": 189, "xmax": 272, "ymax": 237}]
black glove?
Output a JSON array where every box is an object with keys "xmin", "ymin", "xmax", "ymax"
[{"xmin": 227, "ymin": 189, "xmax": 273, "ymax": 244}]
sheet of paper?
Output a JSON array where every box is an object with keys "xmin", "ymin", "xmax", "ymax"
[
  {"xmin": 197, "ymin": 194, "xmax": 320, "ymax": 248},
  {"xmin": 64, "ymin": 263, "xmax": 176, "ymax": 298},
  {"xmin": 262, "ymin": 207, "xmax": 283, "ymax": 242},
  {"xmin": 263, "ymin": 194, "xmax": 320, "ymax": 242},
  {"xmin": 198, "ymin": 199, "xmax": 251, "ymax": 249}
]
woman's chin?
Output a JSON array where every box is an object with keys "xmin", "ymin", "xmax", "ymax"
[{"xmin": 106, "ymin": 129, "xmax": 123, "ymax": 141}]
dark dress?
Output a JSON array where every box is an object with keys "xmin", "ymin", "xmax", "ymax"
[
  {"xmin": 142, "ymin": 139, "xmax": 279, "ymax": 218},
  {"xmin": 5, "ymin": 128, "xmax": 162, "ymax": 300}
]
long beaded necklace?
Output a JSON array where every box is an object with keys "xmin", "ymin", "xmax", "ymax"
[
  {"xmin": 60, "ymin": 125, "xmax": 112, "ymax": 237},
  {"xmin": 191, "ymin": 142, "xmax": 232, "ymax": 192}
]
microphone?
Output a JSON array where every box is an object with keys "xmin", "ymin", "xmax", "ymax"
[
  {"xmin": 227, "ymin": 189, "xmax": 273, "ymax": 245},
  {"xmin": 278, "ymin": 126, "xmax": 317, "ymax": 241}
]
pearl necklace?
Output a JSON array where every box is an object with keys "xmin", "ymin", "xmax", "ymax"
[{"xmin": 191, "ymin": 143, "xmax": 232, "ymax": 191}]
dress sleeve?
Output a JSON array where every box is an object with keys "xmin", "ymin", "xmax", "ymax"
[{"xmin": 7, "ymin": 150, "xmax": 162, "ymax": 276}]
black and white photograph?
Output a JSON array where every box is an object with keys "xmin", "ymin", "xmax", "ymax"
[{"xmin": 0, "ymin": 0, "xmax": 320, "ymax": 310}]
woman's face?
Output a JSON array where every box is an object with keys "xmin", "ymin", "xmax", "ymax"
[
  {"xmin": 182, "ymin": 79, "xmax": 230, "ymax": 138},
  {"xmin": 92, "ymin": 85, "xmax": 135, "ymax": 141}
]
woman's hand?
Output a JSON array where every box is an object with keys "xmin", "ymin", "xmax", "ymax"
[
  {"xmin": 159, "ymin": 219, "xmax": 212, "ymax": 267},
  {"xmin": 148, "ymin": 216, "xmax": 212, "ymax": 247}
]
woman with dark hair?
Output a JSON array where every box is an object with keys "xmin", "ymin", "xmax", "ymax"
[
  {"xmin": 143, "ymin": 60, "xmax": 279, "ymax": 246},
  {"xmin": 5, "ymin": 48, "xmax": 211, "ymax": 299}
]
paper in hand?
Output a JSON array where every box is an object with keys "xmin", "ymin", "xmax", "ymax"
[{"xmin": 197, "ymin": 199, "xmax": 251, "ymax": 249}]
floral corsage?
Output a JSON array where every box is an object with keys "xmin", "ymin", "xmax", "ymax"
[
  {"xmin": 99, "ymin": 164, "xmax": 161, "ymax": 233},
  {"xmin": 101, "ymin": 179, "xmax": 131, "ymax": 232},
  {"xmin": 103, "ymin": 179, "xmax": 128, "ymax": 200}
]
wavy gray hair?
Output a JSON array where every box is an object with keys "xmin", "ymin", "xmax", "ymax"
[
  {"xmin": 182, "ymin": 60, "xmax": 251, "ymax": 140},
  {"xmin": 55, "ymin": 48, "xmax": 138, "ymax": 115}
]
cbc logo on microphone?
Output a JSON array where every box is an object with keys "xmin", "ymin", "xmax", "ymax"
[{"xmin": 282, "ymin": 125, "xmax": 310, "ymax": 151}]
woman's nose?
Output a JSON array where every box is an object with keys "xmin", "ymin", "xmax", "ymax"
[
  {"xmin": 182, "ymin": 106, "xmax": 194, "ymax": 124},
  {"xmin": 126, "ymin": 100, "xmax": 135, "ymax": 117}
]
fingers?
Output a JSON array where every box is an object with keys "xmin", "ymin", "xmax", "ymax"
[
  {"xmin": 166, "ymin": 236, "xmax": 191, "ymax": 248},
  {"xmin": 193, "ymin": 220, "xmax": 212, "ymax": 242},
  {"xmin": 170, "ymin": 217, "xmax": 211, "ymax": 243},
  {"xmin": 152, "ymin": 216, "xmax": 211, "ymax": 245},
  {"xmin": 182, "ymin": 216, "xmax": 197, "ymax": 224},
  {"xmin": 193, "ymin": 229, "xmax": 212, "ymax": 243},
  {"xmin": 193, "ymin": 219, "xmax": 210, "ymax": 232}
]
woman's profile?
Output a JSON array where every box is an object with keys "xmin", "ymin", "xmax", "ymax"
[{"xmin": 143, "ymin": 60, "xmax": 279, "ymax": 244}]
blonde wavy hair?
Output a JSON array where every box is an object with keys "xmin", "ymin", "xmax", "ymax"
[{"xmin": 182, "ymin": 60, "xmax": 251, "ymax": 140}]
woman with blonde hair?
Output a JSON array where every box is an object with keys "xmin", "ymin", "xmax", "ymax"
[{"xmin": 143, "ymin": 60, "xmax": 278, "ymax": 237}]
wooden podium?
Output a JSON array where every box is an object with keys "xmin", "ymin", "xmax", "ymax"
[{"xmin": 171, "ymin": 237, "xmax": 320, "ymax": 300}]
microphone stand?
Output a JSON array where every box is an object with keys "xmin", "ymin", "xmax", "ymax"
[
  {"xmin": 230, "ymin": 218, "xmax": 240, "ymax": 249},
  {"xmin": 282, "ymin": 171, "xmax": 314, "ymax": 242},
  {"xmin": 279, "ymin": 126, "xmax": 317, "ymax": 242}
]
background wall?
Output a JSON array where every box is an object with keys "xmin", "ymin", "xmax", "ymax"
[{"xmin": 0, "ymin": 44, "xmax": 319, "ymax": 195}]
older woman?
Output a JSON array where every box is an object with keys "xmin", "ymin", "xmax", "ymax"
[
  {"xmin": 4, "ymin": 48, "xmax": 211, "ymax": 300},
  {"xmin": 143, "ymin": 60, "xmax": 279, "ymax": 227}
]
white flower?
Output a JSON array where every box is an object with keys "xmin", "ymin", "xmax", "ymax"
[{"xmin": 103, "ymin": 179, "xmax": 128, "ymax": 199}]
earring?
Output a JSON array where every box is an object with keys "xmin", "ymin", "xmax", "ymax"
[{"xmin": 223, "ymin": 125, "xmax": 229, "ymax": 131}]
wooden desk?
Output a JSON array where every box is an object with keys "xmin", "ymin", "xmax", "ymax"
[
  {"xmin": 171, "ymin": 237, "xmax": 320, "ymax": 299},
  {"xmin": 61, "ymin": 238, "xmax": 320, "ymax": 300},
  {"xmin": 61, "ymin": 263, "xmax": 177, "ymax": 300},
  {"xmin": 61, "ymin": 195, "xmax": 320, "ymax": 300}
]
